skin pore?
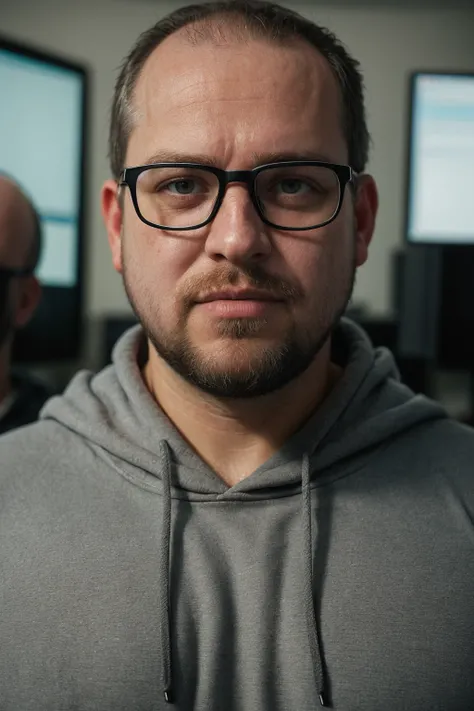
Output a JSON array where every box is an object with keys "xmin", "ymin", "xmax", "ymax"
[
  {"xmin": 0, "ymin": 177, "xmax": 41, "ymax": 404},
  {"xmin": 102, "ymin": 27, "xmax": 378, "ymax": 486}
]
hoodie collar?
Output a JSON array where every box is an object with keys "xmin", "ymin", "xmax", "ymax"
[{"xmin": 41, "ymin": 319, "xmax": 446, "ymax": 497}]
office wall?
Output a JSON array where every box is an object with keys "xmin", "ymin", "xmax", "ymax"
[{"xmin": 2, "ymin": 0, "xmax": 474, "ymax": 328}]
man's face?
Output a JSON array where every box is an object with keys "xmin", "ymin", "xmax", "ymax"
[{"xmin": 107, "ymin": 32, "xmax": 374, "ymax": 397}]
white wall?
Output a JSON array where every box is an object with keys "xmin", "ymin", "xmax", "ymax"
[{"xmin": 2, "ymin": 0, "xmax": 474, "ymax": 323}]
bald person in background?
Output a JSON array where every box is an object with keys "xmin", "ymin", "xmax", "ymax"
[{"xmin": 0, "ymin": 175, "xmax": 50, "ymax": 434}]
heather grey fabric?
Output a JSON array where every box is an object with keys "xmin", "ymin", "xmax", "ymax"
[{"xmin": 1, "ymin": 319, "xmax": 473, "ymax": 711}]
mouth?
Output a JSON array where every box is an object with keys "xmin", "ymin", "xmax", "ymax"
[
  {"xmin": 196, "ymin": 290, "xmax": 283, "ymax": 304},
  {"xmin": 194, "ymin": 290, "xmax": 283, "ymax": 319}
]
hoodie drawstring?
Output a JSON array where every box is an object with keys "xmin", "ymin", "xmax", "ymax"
[
  {"xmin": 301, "ymin": 453, "xmax": 329, "ymax": 707},
  {"xmin": 158, "ymin": 444, "xmax": 328, "ymax": 706},
  {"xmin": 159, "ymin": 441, "xmax": 174, "ymax": 703}
]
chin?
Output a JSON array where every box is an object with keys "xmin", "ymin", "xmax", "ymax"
[{"xmin": 198, "ymin": 337, "xmax": 283, "ymax": 362}]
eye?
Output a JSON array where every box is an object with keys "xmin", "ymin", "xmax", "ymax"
[
  {"xmin": 276, "ymin": 179, "xmax": 310, "ymax": 195},
  {"xmin": 164, "ymin": 179, "xmax": 201, "ymax": 195}
]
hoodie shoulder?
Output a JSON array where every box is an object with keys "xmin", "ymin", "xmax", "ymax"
[
  {"xmin": 0, "ymin": 418, "xmax": 98, "ymax": 497},
  {"xmin": 0, "ymin": 417, "xmax": 75, "ymax": 456},
  {"xmin": 420, "ymin": 417, "xmax": 474, "ymax": 496}
]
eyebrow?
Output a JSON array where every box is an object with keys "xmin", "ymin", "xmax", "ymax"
[
  {"xmin": 139, "ymin": 149, "xmax": 337, "ymax": 169},
  {"xmin": 251, "ymin": 151, "xmax": 336, "ymax": 165},
  {"xmin": 142, "ymin": 151, "xmax": 221, "ymax": 167}
]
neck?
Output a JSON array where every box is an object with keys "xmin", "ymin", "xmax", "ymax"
[{"xmin": 143, "ymin": 341, "xmax": 341, "ymax": 487}]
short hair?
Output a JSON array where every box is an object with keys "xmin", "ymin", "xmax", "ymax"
[{"xmin": 108, "ymin": 0, "xmax": 371, "ymax": 180}]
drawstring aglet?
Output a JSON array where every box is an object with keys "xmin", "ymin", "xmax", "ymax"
[
  {"xmin": 164, "ymin": 689, "xmax": 174, "ymax": 703},
  {"xmin": 319, "ymin": 691, "xmax": 328, "ymax": 707}
]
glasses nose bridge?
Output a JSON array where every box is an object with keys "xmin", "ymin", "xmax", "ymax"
[
  {"xmin": 219, "ymin": 169, "xmax": 259, "ymax": 221},
  {"xmin": 222, "ymin": 169, "xmax": 255, "ymax": 193}
]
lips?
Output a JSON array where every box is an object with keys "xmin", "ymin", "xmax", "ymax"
[{"xmin": 196, "ymin": 290, "xmax": 281, "ymax": 303}]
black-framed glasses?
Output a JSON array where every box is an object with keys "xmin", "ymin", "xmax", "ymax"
[{"xmin": 119, "ymin": 160, "xmax": 358, "ymax": 232}]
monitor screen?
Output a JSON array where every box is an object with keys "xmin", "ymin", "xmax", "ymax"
[
  {"xmin": 0, "ymin": 37, "xmax": 87, "ymax": 361},
  {"xmin": 406, "ymin": 72, "xmax": 474, "ymax": 245}
]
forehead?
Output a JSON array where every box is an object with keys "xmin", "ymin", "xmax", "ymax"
[{"xmin": 127, "ymin": 30, "xmax": 347, "ymax": 167}]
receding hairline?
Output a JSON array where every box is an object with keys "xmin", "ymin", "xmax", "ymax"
[
  {"xmin": 110, "ymin": 2, "xmax": 370, "ymax": 179},
  {"xmin": 126, "ymin": 15, "xmax": 342, "ymax": 143},
  {"xmin": 182, "ymin": 12, "xmax": 303, "ymax": 44}
]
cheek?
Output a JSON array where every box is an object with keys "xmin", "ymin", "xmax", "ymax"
[
  {"xmin": 278, "ymin": 222, "xmax": 353, "ymax": 301},
  {"xmin": 123, "ymin": 216, "xmax": 201, "ymax": 310},
  {"xmin": 275, "ymin": 233, "xmax": 329, "ymax": 294}
]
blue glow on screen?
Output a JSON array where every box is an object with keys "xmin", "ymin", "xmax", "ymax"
[
  {"xmin": 408, "ymin": 74, "xmax": 474, "ymax": 244},
  {"xmin": 0, "ymin": 48, "xmax": 83, "ymax": 286}
]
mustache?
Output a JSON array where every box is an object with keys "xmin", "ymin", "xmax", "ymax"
[{"xmin": 180, "ymin": 265, "xmax": 303, "ymax": 309}]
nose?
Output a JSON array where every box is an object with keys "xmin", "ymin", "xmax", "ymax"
[{"xmin": 203, "ymin": 184, "xmax": 272, "ymax": 265}]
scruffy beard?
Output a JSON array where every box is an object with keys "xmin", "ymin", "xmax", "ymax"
[{"xmin": 122, "ymin": 250, "xmax": 356, "ymax": 399}]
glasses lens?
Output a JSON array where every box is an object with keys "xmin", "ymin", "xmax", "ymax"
[
  {"xmin": 255, "ymin": 165, "xmax": 341, "ymax": 229},
  {"xmin": 135, "ymin": 167, "xmax": 220, "ymax": 229}
]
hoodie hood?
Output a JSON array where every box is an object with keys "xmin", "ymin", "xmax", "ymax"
[{"xmin": 41, "ymin": 318, "xmax": 446, "ymax": 497}]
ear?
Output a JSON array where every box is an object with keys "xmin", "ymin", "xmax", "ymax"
[
  {"xmin": 353, "ymin": 174, "xmax": 378, "ymax": 268},
  {"xmin": 101, "ymin": 179, "xmax": 124, "ymax": 274},
  {"xmin": 13, "ymin": 276, "xmax": 42, "ymax": 329}
]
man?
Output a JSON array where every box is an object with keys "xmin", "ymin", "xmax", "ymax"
[
  {"xmin": 0, "ymin": 2, "xmax": 473, "ymax": 709},
  {"xmin": 0, "ymin": 174, "xmax": 49, "ymax": 434}
]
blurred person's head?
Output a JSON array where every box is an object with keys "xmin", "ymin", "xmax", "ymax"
[
  {"xmin": 102, "ymin": 0, "xmax": 378, "ymax": 399},
  {"xmin": 0, "ymin": 175, "xmax": 42, "ymax": 396}
]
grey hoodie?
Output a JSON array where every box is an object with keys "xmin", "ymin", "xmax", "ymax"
[{"xmin": 1, "ymin": 319, "xmax": 474, "ymax": 711}]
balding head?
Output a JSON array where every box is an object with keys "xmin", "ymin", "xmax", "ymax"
[{"xmin": 0, "ymin": 176, "xmax": 41, "ymax": 272}]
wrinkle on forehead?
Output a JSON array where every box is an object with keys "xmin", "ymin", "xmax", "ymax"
[
  {"xmin": 127, "ymin": 31, "xmax": 346, "ymax": 168},
  {"xmin": 134, "ymin": 26, "xmax": 338, "ymax": 115}
]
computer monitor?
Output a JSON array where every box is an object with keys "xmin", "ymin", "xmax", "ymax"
[
  {"xmin": 406, "ymin": 71, "xmax": 474, "ymax": 245},
  {"xmin": 0, "ymin": 36, "xmax": 87, "ymax": 362}
]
